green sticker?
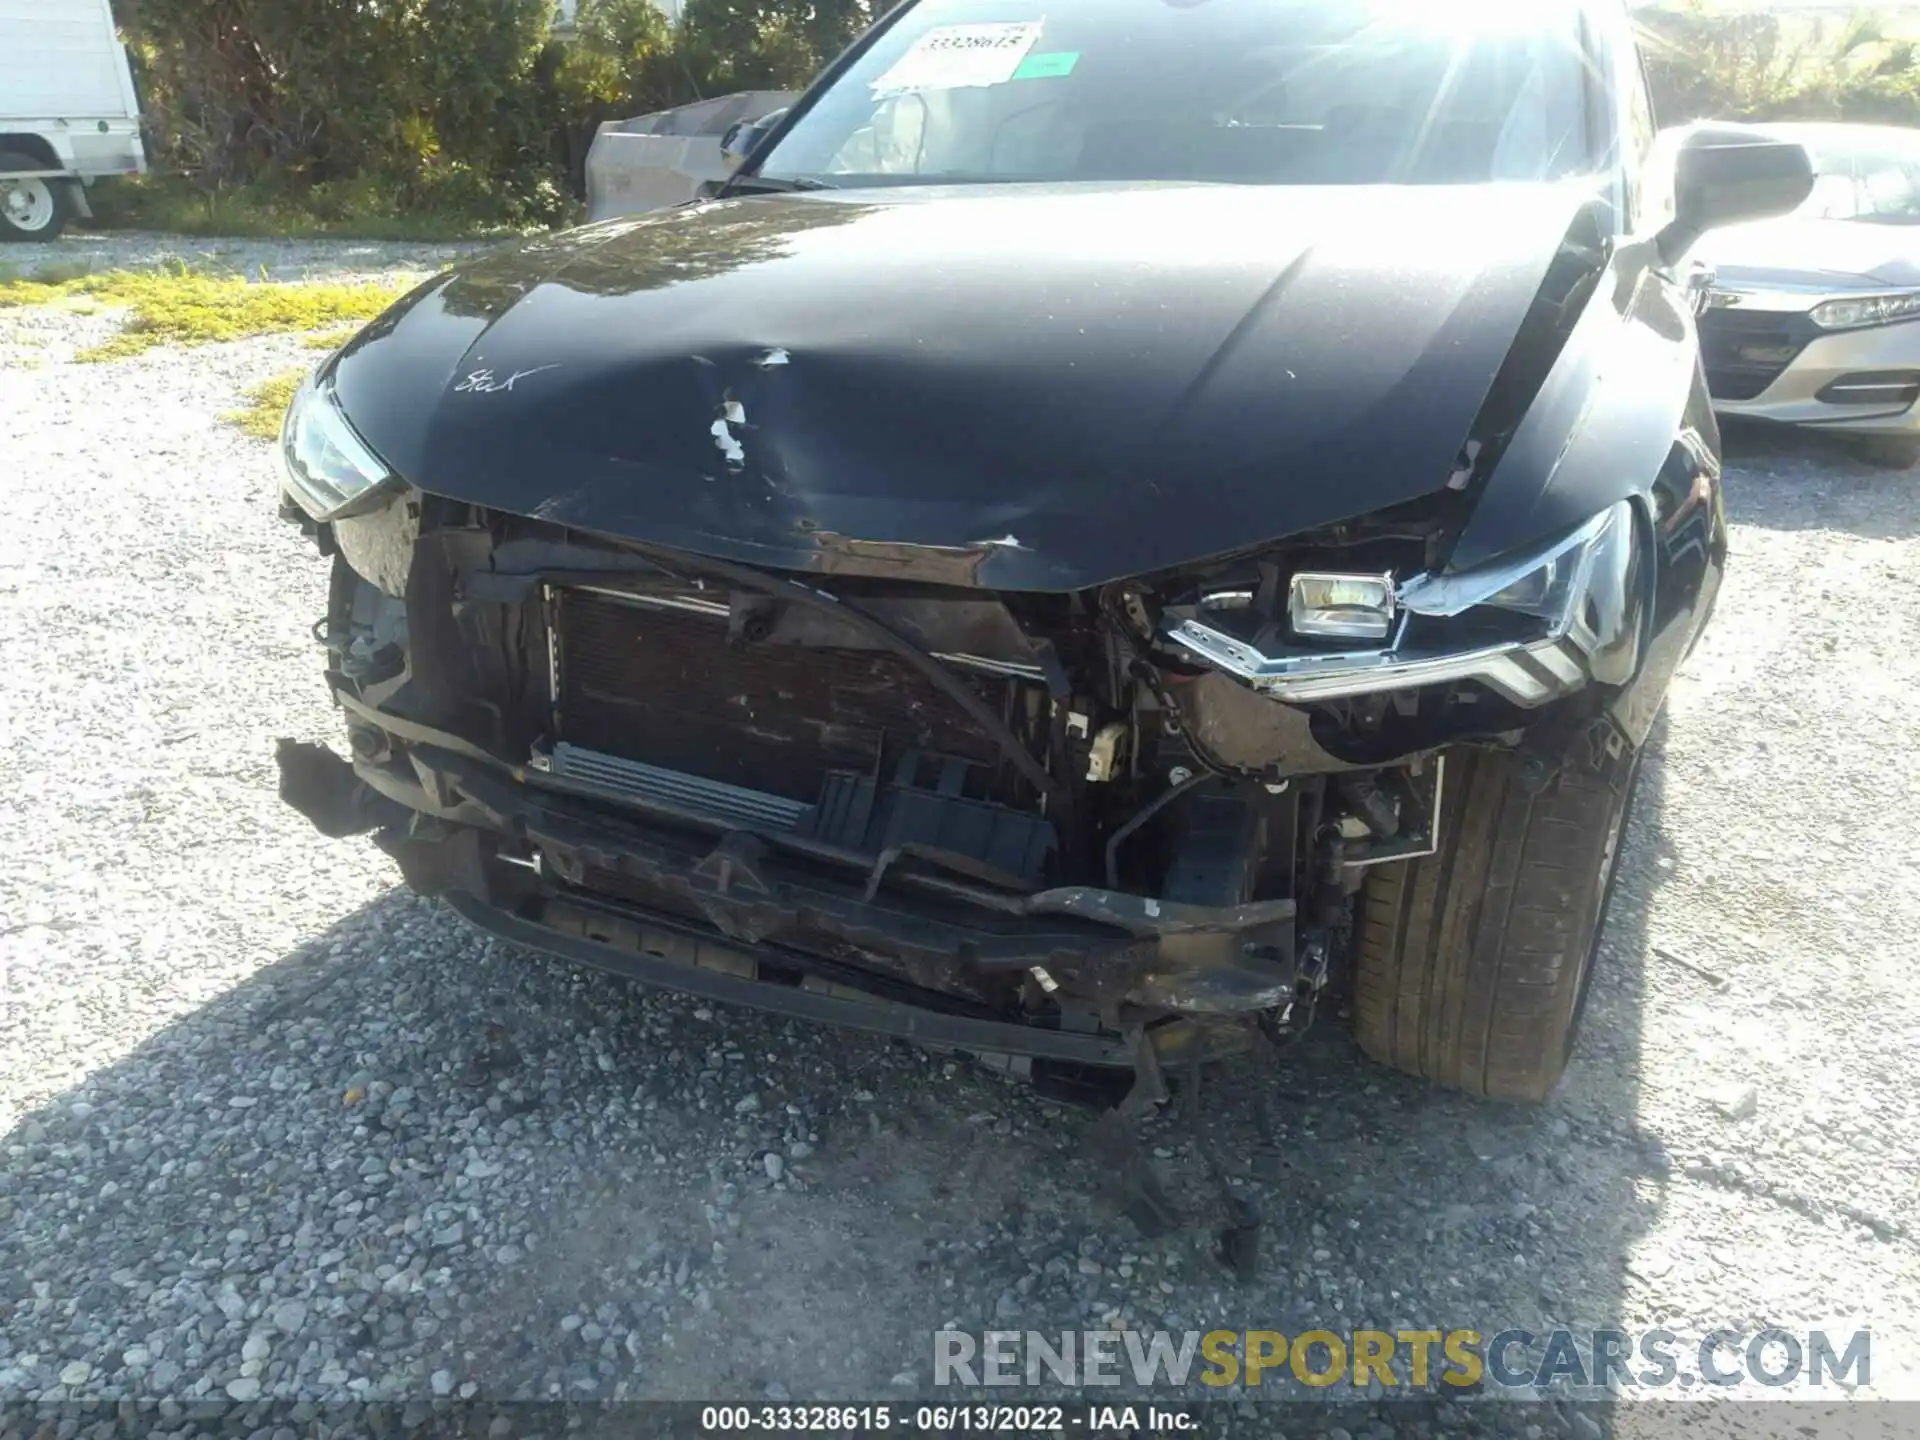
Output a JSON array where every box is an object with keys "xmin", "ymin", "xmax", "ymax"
[{"xmin": 1012, "ymin": 50, "xmax": 1079, "ymax": 79}]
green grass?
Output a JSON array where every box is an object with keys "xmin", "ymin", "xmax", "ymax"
[
  {"xmin": 303, "ymin": 325, "xmax": 361, "ymax": 350},
  {"xmin": 85, "ymin": 172, "xmax": 552, "ymax": 243},
  {"xmin": 0, "ymin": 260, "xmax": 406, "ymax": 361},
  {"xmin": 225, "ymin": 369, "xmax": 306, "ymax": 440}
]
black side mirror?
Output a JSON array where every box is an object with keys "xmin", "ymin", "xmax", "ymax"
[{"xmin": 1657, "ymin": 126, "xmax": 1814, "ymax": 264}]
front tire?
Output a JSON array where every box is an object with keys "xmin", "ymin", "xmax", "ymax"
[
  {"xmin": 1353, "ymin": 741, "xmax": 1637, "ymax": 1103},
  {"xmin": 0, "ymin": 154, "xmax": 74, "ymax": 241}
]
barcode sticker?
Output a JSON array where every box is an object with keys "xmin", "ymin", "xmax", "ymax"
[{"xmin": 871, "ymin": 22, "xmax": 1044, "ymax": 94}]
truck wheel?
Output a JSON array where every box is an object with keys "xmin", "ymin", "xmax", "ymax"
[
  {"xmin": 1353, "ymin": 742, "xmax": 1638, "ymax": 1103},
  {"xmin": 0, "ymin": 153, "xmax": 73, "ymax": 241}
]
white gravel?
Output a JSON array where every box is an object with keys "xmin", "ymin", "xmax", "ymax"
[{"xmin": 2, "ymin": 236, "xmax": 1918, "ymax": 1419}]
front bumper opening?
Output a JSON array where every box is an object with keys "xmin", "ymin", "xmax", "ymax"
[
  {"xmin": 1815, "ymin": 370, "xmax": 1920, "ymax": 409},
  {"xmin": 280, "ymin": 510, "xmax": 1560, "ymax": 1071},
  {"xmin": 278, "ymin": 710, "xmax": 1307, "ymax": 1068}
]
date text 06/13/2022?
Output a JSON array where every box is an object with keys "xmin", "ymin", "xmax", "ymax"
[{"xmin": 698, "ymin": 1403, "xmax": 1199, "ymax": 1433}]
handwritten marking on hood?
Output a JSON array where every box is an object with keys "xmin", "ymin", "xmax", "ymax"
[
  {"xmin": 973, "ymin": 534, "xmax": 1025, "ymax": 550},
  {"xmin": 754, "ymin": 348, "xmax": 791, "ymax": 369},
  {"xmin": 711, "ymin": 398, "xmax": 747, "ymax": 469},
  {"xmin": 454, "ymin": 365, "xmax": 560, "ymax": 395}
]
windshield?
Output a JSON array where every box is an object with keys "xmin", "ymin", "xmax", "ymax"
[
  {"xmin": 1791, "ymin": 133, "xmax": 1920, "ymax": 225},
  {"xmin": 753, "ymin": 0, "xmax": 1595, "ymax": 190}
]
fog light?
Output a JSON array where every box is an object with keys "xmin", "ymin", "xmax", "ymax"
[{"xmin": 1289, "ymin": 573, "xmax": 1396, "ymax": 641}]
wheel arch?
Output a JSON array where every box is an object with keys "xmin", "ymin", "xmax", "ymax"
[{"xmin": 0, "ymin": 136, "xmax": 68, "ymax": 172}]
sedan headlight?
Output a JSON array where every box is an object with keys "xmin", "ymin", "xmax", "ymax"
[
  {"xmin": 280, "ymin": 370, "xmax": 397, "ymax": 523},
  {"xmin": 1396, "ymin": 503, "xmax": 1632, "ymax": 626},
  {"xmin": 1164, "ymin": 502, "xmax": 1642, "ymax": 708},
  {"xmin": 1289, "ymin": 572, "xmax": 1396, "ymax": 641},
  {"xmin": 1809, "ymin": 292, "xmax": 1920, "ymax": 331}
]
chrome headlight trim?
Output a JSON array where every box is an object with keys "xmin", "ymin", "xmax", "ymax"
[
  {"xmin": 1395, "ymin": 506, "xmax": 1620, "ymax": 624},
  {"xmin": 279, "ymin": 369, "xmax": 398, "ymax": 524},
  {"xmin": 1164, "ymin": 502, "xmax": 1640, "ymax": 708}
]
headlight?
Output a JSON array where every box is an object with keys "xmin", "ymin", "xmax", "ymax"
[
  {"xmin": 1289, "ymin": 572, "xmax": 1396, "ymax": 641},
  {"xmin": 280, "ymin": 370, "xmax": 397, "ymax": 523},
  {"xmin": 1396, "ymin": 503, "xmax": 1632, "ymax": 627},
  {"xmin": 1163, "ymin": 502, "xmax": 1642, "ymax": 708},
  {"xmin": 1809, "ymin": 292, "xmax": 1920, "ymax": 330}
]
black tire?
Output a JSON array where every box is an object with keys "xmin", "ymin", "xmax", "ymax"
[
  {"xmin": 0, "ymin": 152, "xmax": 74, "ymax": 241},
  {"xmin": 1856, "ymin": 435, "xmax": 1920, "ymax": 471},
  {"xmin": 1353, "ymin": 743, "xmax": 1637, "ymax": 1103}
]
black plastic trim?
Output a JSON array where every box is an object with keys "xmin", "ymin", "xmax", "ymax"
[{"xmin": 444, "ymin": 890, "xmax": 1135, "ymax": 1066}]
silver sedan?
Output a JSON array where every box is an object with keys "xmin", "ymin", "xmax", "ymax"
[{"xmin": 1695, "ymin": 121, "xmax": 1920, "ymax": 466}]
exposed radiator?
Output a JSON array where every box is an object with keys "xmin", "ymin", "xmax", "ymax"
[
  {"xmin": 547, "ymin": 741, "xmax": 811, "ymax": 832},
  {"xmin": 550, "ymin": 587, "xmax": 1015, "ymax": 806}
]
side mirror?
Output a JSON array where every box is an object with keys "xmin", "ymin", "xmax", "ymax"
[
  {"xmin": 1656, "ymin": 126, "xmax": 1814, "ymax": 264},
  {"xmin": 720, "ymin": 108, "xmax": 788, "ymax": 170}
]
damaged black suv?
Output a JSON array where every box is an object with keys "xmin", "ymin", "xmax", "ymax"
[{"xmin": 276, "ymin": 0, "xmax": 1812, "ymax": 1103}]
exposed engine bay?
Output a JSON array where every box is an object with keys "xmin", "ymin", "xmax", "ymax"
[{"xmin": 279, "ymin": 483, "xmax": 1645, "ymax": 1082}]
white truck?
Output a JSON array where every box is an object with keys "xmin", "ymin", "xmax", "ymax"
[
  {"xmin": 0, "ymin": 0, "xmax": 146, "ymax": 240},
  {"xmin": 584, "ymin": 91, "xmax": 794, "ymax": 222}
]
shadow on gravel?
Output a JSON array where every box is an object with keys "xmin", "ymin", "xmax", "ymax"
[
  {"xmin": 1, "ymin": 748, "xmax": 1678, "ymax": 1413},
  {"xmin": 1719, "ymin": 420, "xmax": 1920, "ymax": 540}
]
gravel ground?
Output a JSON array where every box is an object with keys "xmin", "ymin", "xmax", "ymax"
[
  {"xmin": 2, "ymin": 234, "xmax": 1918, "ymax": 1430},
  {"xmin": 0, "ymin": 230, "xmax": 481, "ymax": 282}
]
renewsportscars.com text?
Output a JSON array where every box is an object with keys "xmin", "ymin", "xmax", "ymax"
[{"xmin": 933, "ymin": 1328, "xmax": 1870, "ymax": 1392}]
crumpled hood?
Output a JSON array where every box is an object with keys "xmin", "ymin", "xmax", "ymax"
[
  {"xmin": 1698, "ymin": 216, "xmax": 1920, "ymax": 292},
  {"xmin": 332, "ymin": 181, "xmax": 1591, "ymax": 590}
]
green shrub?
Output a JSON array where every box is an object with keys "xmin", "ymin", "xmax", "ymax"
[
  {"xmin": 107, "ymin": 0, "xmax": 870, "ymax": 234},
  {"xmin": 1639, "ymin": 3, "xmax": 1920, "ymax": 128},
  {"xmin": 118, "ymin": 0, "xmax": 558, "ymax": 188}
]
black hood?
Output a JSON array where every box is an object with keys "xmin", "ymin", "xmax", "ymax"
[{"xmin": 332, "ymin": 182, "xmax": 1591, "ymax": 591}]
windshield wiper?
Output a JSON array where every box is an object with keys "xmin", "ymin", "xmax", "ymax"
[{"xmin": 722, "ymin": 173, "xmax": 838, "ymax": 195}]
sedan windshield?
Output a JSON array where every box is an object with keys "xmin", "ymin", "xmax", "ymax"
[
  {"xmin": 753, "ymin": 0, "xmax": 1594, "ymax": 189},
  {"xmin": 1791, "ymin": 132, "xmax": 1920, "ymax": 225}
]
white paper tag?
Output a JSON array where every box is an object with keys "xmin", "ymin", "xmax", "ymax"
[{"xmin": 871, "ymin": 22, "xmax": 1043, "ymax": 95}]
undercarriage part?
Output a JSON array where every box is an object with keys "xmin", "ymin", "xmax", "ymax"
[
  {"xmin": 447, "ymin": 889, "xmax": 1140, "ymax": 1067},
  {"xmin": 803, "ymin": 757, "xmax": 1058, "ymax": 886},
  {"xmin": 1103, "ymin": 770, "xmax": 1213, "ymax": 888},
  {"xmin": 1179, "ymin": 671, "xmax": 1359, "ymax": 775},
  {"xmin": 1161, "ymin": 789, "xmax": 1268, "ymax": 908},
  {"xmin": 327, "ymin": 705, "xmax": 1310, "ymax": 1019},
  {"xmin": 540, "ymin": 739, "xmax": 1059, "ymax": 887},
  {"xmin": 445, "ymin": 881, "xmax": 1265, "ymax": 1074},
  {"xmin": 275, "ymin": 738, "xmax": 408, "ymax": 838},
  {"xmin": 1339, "ymin": 757, "xmax": 1445, "ymax": 871},
  {"xmin": 1336, "ymin": 773, "xmax": 1401, "ymax": 838}
]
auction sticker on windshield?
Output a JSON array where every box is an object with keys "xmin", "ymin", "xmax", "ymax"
[{"xmin": 872, "ymin": 22, "xmax": 1043, "ymax": 93}]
